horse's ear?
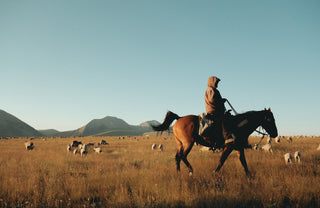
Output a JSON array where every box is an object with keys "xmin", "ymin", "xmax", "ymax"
[{"xmin": 268, "ymin": 108, "xmax": 271, "ymax": 112}]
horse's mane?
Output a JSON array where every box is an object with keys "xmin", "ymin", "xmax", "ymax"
[{"xmin": 232, "ymin": 110, "xmax": 264, "ymax": 122}]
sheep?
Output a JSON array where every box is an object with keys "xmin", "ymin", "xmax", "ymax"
[
  {"xmin": 199, "ymin": 146, "xmax": 211, "ymax": 152},
  {"xmin": 24, "ymin": 141, "xmax": 34, "ymax": 150},
  {"xmin": 80, "ymin": 144, "xmax": 87, "ymax": 157},
  {"xmin": 100, "ymin": 140, "xmax": 108, "ymax": 145},
  {"xmin": 152, "ymin": 144, "xmax": 157, "ymax": 150},
  {"xmin": 72, "ymin": 140, "xmax": 82, "ymax": 147},
  {"xmin": 284, "ymin": 153, "xmax": 293, "ymax": 164},
  {"xmin": 67, "ymin": 144, "xmax": 71, "ymax": 152},
  {"xmin": 94, "ymin": 147, "xmax": 102, "ymax": 153},
  {"xmin": 261, "ymin": 143, "xmax": 273, "ymax": 153},
  {"xmin": 158, "ymin": 144, "xmax": 163, "ymax": 151},
  {"xmin": 294, "ymin": 151, "xmax": 301, "ymax": 163},
  {"xmin": 287, "ymin": 137, "xmax": 293, "ymax": 143},
  {"xmin": 275, "ymin": 136, "xmax": 280, "ymax": 143}
]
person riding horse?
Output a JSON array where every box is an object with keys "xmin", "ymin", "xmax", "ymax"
[
  {"xmin": 199, "ymin": 76, "xmax": 251, "ymax": 149},
  {"xmin": 199, "ymin": 76, "xmax": 228, "ymax": 148}
]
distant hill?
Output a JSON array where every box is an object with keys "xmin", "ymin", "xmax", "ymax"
[
  {"xmin": 72, "ymin": 116, "xmax": 132, "ymax": 136},
  {"xmin": 38, "ymin": 129, "xmax": 60, "ymax": 137},
  {"xmin": 139, "ymin": 120, "xmax": 161, "ymax": 127},
  {"xmin": 0, "ymin": 109, "xmax": 162, "ymax": 137},
  {"xmin": 54, "ymin": 118, "xmax": 159, "ymax": 137},
  {"xmin": 0, "ymin": 110, "xmax": 42, "ymax": 137}
]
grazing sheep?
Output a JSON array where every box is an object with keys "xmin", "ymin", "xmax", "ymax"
[
  {"xmin": 80, "ymin": 144, "xmax": 87, "ymax": 157},
  {"xmin": 73, "ymin": 149, "xmax": 78, "ymax": 155},
  {"xmin": 100, "ymin": 140, "xmax": 108, "ymax": 145},
  {"xmin": 24, "ymin": 141, "xmax": 34, "ymax": 150},
  {"xmin": 275, "ymin": 136, "xmax": 280, "ymax": 143},
  {"xmin": 294, "ymin": 151, "xmax": 301, "ymax": 163},
  {"xmin": 284, "ymin": 153, "xmax": 293, "ymax": 164},
  {"xmin": 86, "ymin": 143, "xmax": 95, "ymax": 147},
  {"xmin": 261, "ymin": 143, "xmax": 273, "ymax": 153},
  {"xmin": 72, "ymin": 140, "xmax": 82, "ymax": 147},
  {"xmin": 94, "ymin": 147, "xmax": 102, "ymax": 153},
  {"xmin": 287, "ymin": 137, "xmax": 293, "ymax": 143},
  {"xmin": 67, "ymin": 144, "xmax": 71, "ymax": 152},
  {"xmin": 158, "ymin": 144, "xmax": 163, "ymax": 151},
  {"xmin": 199, "ymin": 146, "xmax": 211, "ymax": 152},
  {"xmin": 152, "ymin": 144, "xmax": 157, "ymax": 150}
]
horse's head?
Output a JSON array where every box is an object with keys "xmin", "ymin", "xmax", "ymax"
[{"xmin": 261, "ymin": 108, "xmax": 278, "ymax": 138}]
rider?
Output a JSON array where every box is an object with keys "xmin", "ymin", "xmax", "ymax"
[{"xmin": 201, "ymin": 76, "xmax": 226, "ymax": 147}]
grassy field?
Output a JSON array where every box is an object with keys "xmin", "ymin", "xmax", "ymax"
[{"xmin": 0, "ymin": 135, "xmax": 319, "ymax": 207}]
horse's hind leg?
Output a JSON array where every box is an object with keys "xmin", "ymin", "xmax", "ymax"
[
  {"xmin": 215, "ymin": 145, "xmax": 233, "ymax": 173},
  {"xmin": 175, "ymin": 138, "xmax": 183, "ymax": 172},
  {"xmin": 181, "ymin": 142, "xmax": 194, "ymax": 176},
  {"xmin": 175, "ymin": 149, "xmax": 182, "ymax": 172}
]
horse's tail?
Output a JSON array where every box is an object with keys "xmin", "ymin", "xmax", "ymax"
[{"xmin": 151, "ymin": 111, "xmax": 180, "ymax": 132}]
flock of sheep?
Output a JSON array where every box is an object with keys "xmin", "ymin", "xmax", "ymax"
[
  {"xmin": 67, "ymin": 140, "xmax": 108, "ymax": 157},
  {"xmin": 252, "ymin": 136, "xmax": 314, "ymax": 165},
  {"xmin": 197, "ymin": 135, "xmax": 320, "ymax": 165},
  {"xmin": 151, "ymin": 143, "xmax": 164, "ymax": 151},
  {"xmin": 23, "ymin": 135, "xmax": 320, "ymax": 164}
]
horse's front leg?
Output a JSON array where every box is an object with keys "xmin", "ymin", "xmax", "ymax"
[
  {"xmin": 236, "ymin": 148, "xmax": 250, "ymax": 176},
  {"xmin": 215, "ymin": 145, "xmax": 233, "ymax": 173}
]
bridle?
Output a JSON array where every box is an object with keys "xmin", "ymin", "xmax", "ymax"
[{"xmin": 225, "ymin": 99, "xmax": 269, "ymax": 145}]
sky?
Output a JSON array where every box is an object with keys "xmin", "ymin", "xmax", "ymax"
[{"xmin": 0, "ymin": 0, "xmax": 319, "ymax": 136}]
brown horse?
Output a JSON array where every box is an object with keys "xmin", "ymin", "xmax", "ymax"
[{"xmin": 152, "ymin": 108, "xmax": 278, "ymax": 176}]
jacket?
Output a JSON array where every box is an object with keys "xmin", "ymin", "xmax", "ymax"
[{"xmin": 204, "ymin": 76, "xmax": 226, "ymax": 116}]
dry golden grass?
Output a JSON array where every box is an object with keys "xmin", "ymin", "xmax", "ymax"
[{"xmin": 0, "ymin": 135, "xmax": 320, "ymax": 207}]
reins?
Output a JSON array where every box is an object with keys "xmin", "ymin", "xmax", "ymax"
[{"xmin": 225, "ymin": 99, "xmax": 269, "ymax": 140}]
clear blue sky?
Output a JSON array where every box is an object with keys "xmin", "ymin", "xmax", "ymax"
[{"xmin": 1, "ymin": 1, "xmax": 319, "ymax": 136}]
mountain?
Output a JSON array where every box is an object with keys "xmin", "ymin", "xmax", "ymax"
[
  {"xmin": 0, "ymin": 110, "xmax": 42, "ymax": 137},
  {"xmin": 0, "ymin": 109, "xmax": 161, "ymax": 137},
  {"xmin": 139, "ymin": 120, "xmax": 161, "ymax": 127},
  {"xmin": 73, "ymin": 116, "xmax": 133, "ymax": 136},
  {"xmin": 38, "ymin": 129, "xmax": 60, "ymax": 137},
  {"xmin": 55, "ymin": 118, "xmax": 159, "ymax": 137}
]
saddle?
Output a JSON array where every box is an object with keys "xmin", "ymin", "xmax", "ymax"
[{"xmin": 198, "ymin": 113, "xmax": 215, "ymax": 137}]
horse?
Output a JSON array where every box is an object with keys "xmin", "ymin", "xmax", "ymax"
[{"xmin": 152, "ymin": 108, "xmax": 278, "ymax": 176}]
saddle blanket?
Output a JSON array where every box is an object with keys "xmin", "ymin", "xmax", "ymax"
[{"xmin": 198, "ymin": 112, "xmax": 215, "ymax": 136}]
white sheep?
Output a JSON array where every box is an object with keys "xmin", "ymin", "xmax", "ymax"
[
  {"xmin": 24, "ymin": 141, "xmax": 34, "ymax": 150},
  {"xmin": 294, "ymin": 151, "xmax": 301, "ymax": 163},
  {"xmin": 284, "ymin": 153, "xmax": 293, "ymax": 164},
  {"xmin": 67, "ymin": 144, "xmax": 71, "ymax": 152},
  {"xmin": 94, "ymin": 147, "xmax": 102, "ymax": 154},
  {"xmin": 158, "ymin": 144, "xmax": 163, "ymax": 151},
  {"xmin": 199, "ymin": 146, "xmax": 211, "ymax": 152},
  {"xmin": 152, "ymin": 144, "xmax": 157, "ymax": 150},
  {"xmin": 261, "ymin": 143, "xmax": 273, "ymax": 153}
]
